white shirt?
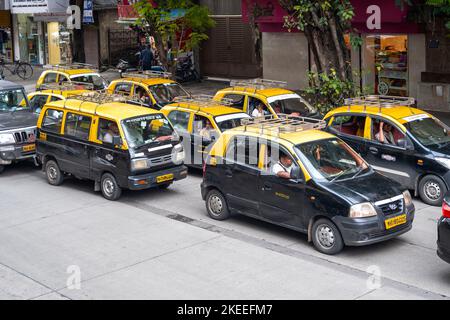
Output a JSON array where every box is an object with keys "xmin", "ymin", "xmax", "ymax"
[
  {"xmin": 272, "ymin": 161, "xmax": 292, "ymax": 176},
  {"xmin": 252, "ymin": 108, "xmax": 263, "ymax": 117}
]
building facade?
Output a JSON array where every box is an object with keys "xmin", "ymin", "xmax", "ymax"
[{"xmin": 242, "ymin": 0, "xmax": 449, "ymax": 111}]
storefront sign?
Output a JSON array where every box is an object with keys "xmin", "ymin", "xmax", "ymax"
[
  {"xmin": 82, "ymin": 0, "xmax": 94, "ymax": 24},
  {"xmin": 10, "ymin": 0, "xmax": 69, "ymax": 14}
]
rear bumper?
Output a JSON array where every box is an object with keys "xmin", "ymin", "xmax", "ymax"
[
  {"xmin": 127, "ymin": 165, "xmax": 188, "ymax": 190},
  {"xmin": 0, "ymin": 144, "xmax": 35, "ymax": 165},
  {"xmin": 333, "ymin": 208, "xmax": 415, "ymax": 246}
]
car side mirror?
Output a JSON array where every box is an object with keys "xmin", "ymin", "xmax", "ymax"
[
  {"xmin": 290, "ymin": 166, "xmax": 303, "ymax": 182},
  {"xmin": 112, "ymin": 136, "xmax": 122, "ymax": 148},
  {"xmin": 397, "ymin": 138, "xmax": 413, "ymax": 150}
]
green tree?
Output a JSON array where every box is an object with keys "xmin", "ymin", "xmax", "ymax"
[{"xmin": 133, "ymin": 0, "xmax": 215, "ymax": 74}]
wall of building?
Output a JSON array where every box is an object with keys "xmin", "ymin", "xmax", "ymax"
[
  {"xmin": 408, "ymin": 34, "xmax": 426, "ymax": 102},
  {"xmin": 262, "ymin": 32, "xmax": 309, "ymax": 90},
  {"xmin": 97, "ymin": 8, "xmax": 126, "ymax": 65},
  {"xmin": 200, "ymin": 0, "xmax": 241, "ymax": 15}
]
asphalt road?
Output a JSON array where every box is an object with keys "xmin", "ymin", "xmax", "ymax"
[{"xmin": 0, "ymin": 161, "xmax": 448, "ymax": 300}]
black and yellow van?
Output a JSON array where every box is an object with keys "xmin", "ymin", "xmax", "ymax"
[
  {"xmin": 201, "ymin": 115, "xmax": 414, "ymax": 254},
  {"xmin": 161, "ymin": 95, "xmax": 250, "ymax": 167},
  {"xmin": 36, "ymin": 92, "xmax": 188, "ymax": 200},
  {"xmin": 324, "ymin": 95, "xmax": 450, "ymax": 206}
]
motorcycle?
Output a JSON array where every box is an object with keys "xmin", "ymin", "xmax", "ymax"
[{"xmin": 175, "ymin": 53, "xmax": 201, "ymax": 83}]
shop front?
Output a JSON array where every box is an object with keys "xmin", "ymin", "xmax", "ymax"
[{"xmin": 0, "ymin": 9, "xmax": 13, "ymax": 61}]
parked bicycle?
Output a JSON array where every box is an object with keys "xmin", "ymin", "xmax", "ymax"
[{"xmin": 0, "ymin": 56, "xmax": 33, "ymax": 80}]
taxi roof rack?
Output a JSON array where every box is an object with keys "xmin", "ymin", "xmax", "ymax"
[
  {"xmin": 230, "ymin": 78, "xmax": 288, "ymax": 92},
  {"xmin": 121, "ymin": 71, "xmax": 173, "ymax": 79},
  {"xmin": 40, "ymin": 81, "xmax": 94, "ymax": 91},
  {"xmin": 66, "ymin": 91, "xmax": 129, "ymax": 105},
  {"xmin": 240, "ymin": 114, "xmax": 326, "ymax": 136},
  {"xmin": 344, "ymin": 95, "xmax": 416, "ymax": 112},
  {"xmin": 45, "ymin": 63, "xmax": 98, "ymax": 71},
  {"xmin": 172, "ymin": 94, "xmax": 234, "ymax": 110}
]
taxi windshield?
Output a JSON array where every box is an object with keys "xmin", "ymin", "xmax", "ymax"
[
  {"xmin": 268, "ymin": 94, "xmax": 316, "ymax": 116},
  {"xmin": 0, "ymin": 89, "xmax": 29, "ymax": 112},
  {"xmin": 295, "ymin": 138, "xmax": 369, "ymax": 182},
  {"xmin": 404, "ymin": 117, "xmax": 450, "ymax": 147},
  {"xmin": 149, "ymin": 83, "xmax": 190, "ymax": 105},
  {"xmin": 122, "ymin": 114, "xmax": 176, "ymax": 149},
  {"xmin": 215, "ymin": 113, "xmax": 250, "ymax": 132},
  {"xmin": 70, "ymin": 74, "xmax": 108, "ymax": 90}
]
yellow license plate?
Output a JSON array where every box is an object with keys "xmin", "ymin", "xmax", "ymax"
[
  {"xmin": 23, "ymin": 144, "xmax": 36, "ymax": 152},
  {"xmin": 156, "ymin": 174, "xmax": 174, "ymax": 184},
  {"xmin": 385, "ymin": 214, "xmax": 407, "ymax": 230}
]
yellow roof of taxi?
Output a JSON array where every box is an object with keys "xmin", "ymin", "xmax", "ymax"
[
  {"xmin": 327, "ymin": 105, "xmax": 431, "ymax": 124},
  {"xmin": 45, "ymin": 99, "xmax": 159, "ymax": 121},
  {"xmin": 115, "ymin": 77, "xmax": 175, "ymax": 86},
  {"xmin": 165, "ymin": 103, "xmax": 244, "ymax": 117},
  {"xmin": 226, "ymin": 126, "xmax": 335, "ymax": 145},
  {"xmin": 50, "ymin": 68, "xmax": 98, "ymax": 76},
  {"xmin": 221, "ymin": 86, "xmax": 293, "ymax": 98},
  {"xmin": 40, "ymin": 89, "xmax": 91, "ymax": 96}
]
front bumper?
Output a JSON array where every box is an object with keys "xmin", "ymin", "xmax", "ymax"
[
  {"xmin": 333, "ymin": 208, "xmax": 415, "ymax": 246},
  {"xmin": 0, "ymin": 144, "xmax": 36, "ymax": 165},
  {"xmin": 127, "ymin": 165, "xmax": 188, "ymax": 190},
  {"xmin": 437, "ymin": 217, "xmax": 450, "ymax": 264}
]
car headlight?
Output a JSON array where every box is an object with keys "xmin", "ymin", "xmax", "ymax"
[
  {"xmin": 349, "ymin": 202, "xmax": 377, "ymax": 218},
  {"xmin": 131, "ymin": 158, "xmax": 150, "ymax": 171},
  {"xmin": 172, "ymin": 143, "xmax": 185, "ymax": 164},
  {"xmin": 0, "ymin": 133, "xmax": 15, "ymax": 145},
  {"xmin": 435, "ymin": 157, "xmax": 450, "ymax": 170},
  {"xmin": 403, "ymin": 190, "xmax": 413, "ymax": 207}
]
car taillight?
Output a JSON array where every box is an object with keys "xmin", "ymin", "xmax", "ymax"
[{"xmin": 442, "ymin": 202, "xmax": 450, "ymax": 218}]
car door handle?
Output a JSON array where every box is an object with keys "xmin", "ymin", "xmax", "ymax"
[
  {"xmin": 369, "ymin": 147, "xmax": 378, "ymax": 154},
  {"xmin": 263, "ymin": 183, "xmax": 272, "ymax": 191}
]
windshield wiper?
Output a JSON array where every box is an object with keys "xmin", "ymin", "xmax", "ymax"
[
  {"xmin": 330, "ymin": 167, "xmax": 354, "ymax": 182},
  {"xmin": 351, "ymin": 166, "xmax": 366, "ymax": 179}
]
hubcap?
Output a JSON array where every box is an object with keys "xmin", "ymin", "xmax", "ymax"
[
  {"xmin": 316, "ymin": 224, "xmax": 335, "ymax": 248},
  {"xmin": 103, "ymin": 178, "xmax": 115, "ymax": 196},
  {"xmin": 424, "ymin": 181, "xmax": 441, "ymax": 201},
  {"xmin": 208, "ymin": 195, "xmax": 223, "ymax": 216},
  {"xmin": 48, "ymin": 166, "xmax": 57, "ymax": 181}
]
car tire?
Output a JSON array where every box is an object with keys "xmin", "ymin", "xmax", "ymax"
[
  {"xmin": 205, "ymin": 189, "xmax": 230, "ymax": 221},
  {"xmin": 312, "ymin": 218, "xmax": 344, "ymax": 255},
  {"xmin": 0, "ymin": 165, "xmax": 4, "ymax": 174},
  {"xmin": 101, "ymin": 173, "xmax": 122, "ymax": 201},
  {"xmin": 158, "ymin": 183, "xmax": 172, "ymax": 190},
  {"xmin": 45, "ymin": 160, "xmax": 64, "ymax": 186},
  {"xmin": 419, "ymin": 175, "xmax": 447, "ymax": 206}
]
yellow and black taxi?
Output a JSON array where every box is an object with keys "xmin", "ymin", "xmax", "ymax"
[
  {"xmin": 36, "ymin": 92, "xmax": 188, "ymax": 200},
  {"xmin": 0, "ymin": 80, "xmax": 38, "ymax": 173},
  {"xmin": 161, "ymin": 95, "xmax": 250, "ymax": 167},
  {"xmin": 201, "ymin": 115, "xmax": 414, "ymax": 255},
  {"xmin": 324, "ymin": 95, "xmax": 450, "ymax": 206},
  {"xmin": 214, "ymin": 79, "xmax": 319, "ymax": 119},
  {"xmin": 27, "ymin": 83, "xmax": 92, "ymax": 114},
  {"xmin": 36, "ymin": 64, "xmax": 108, "ymax": 91},
  {"xmin": 107, "ymin": 71, "xmax": 191, "ymax": 110},
  {"xmin": 438, "ymin": 192, "xmax": 450, "ymax": 263}
]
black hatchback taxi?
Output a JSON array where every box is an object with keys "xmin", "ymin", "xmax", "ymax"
[
  {"xmin": 438, "ymin": 192, "xmax": 450, "ymax": 263},
  {"xmin": 36, "ymin": 92, "xmax": 188, "ymax": 200},
  {"xmin": 201, "ymin": 116, "xmax": 415, "ymax": 254}
]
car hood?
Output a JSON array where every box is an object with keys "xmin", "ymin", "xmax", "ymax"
[
  {"xmin": 0, "ymin": 111, "xmax": 39, "ymax": 131},
  {"xmin": 323, "ymin": 171, "xmax": 404, "ymax": 205},
  {"xmin": 426, "ymin": 142, "xmax": 450, "ymax": 156}
]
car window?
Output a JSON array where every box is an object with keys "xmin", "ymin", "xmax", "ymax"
[
  {"xmin": 98, "ymin": 118, "xmax": 120, "ymax": 144},
  {"xmin": 330, "ymin": 115, "xmax": 367, "ymax": 139},
  {"xmin": 64, "ymin": 112, "xmax": 92, "ymax": 140},
  {"xmin": 133, "ymin": 85, "xmax": 151, "ymax": 105},
  {"xmin": 225, "ymin": 135, "xmax": 260, "ymax": 168},
  {"xmin": 149, "ymin": 83, "xmax": 190, "ymax": 105},
  {"xmin": 248, "ymin": 97, "xmax": 269, "ymax": 117},
  {"xmin": 29, "ymin": 95, "xmax": 48, "ymax": 113},
  {"xmin": 59, "ymin": 75, "xmax": 69, "ymax": 83},
  {"xmin": 371, "ymin": 118, "xmax": 406, "ymax": 147},
  {"xmin": 223, "ymin": 94, "xmax": 245, "ymax": 110},
  {"xmin": 43, "ymin": 72, "xmax": 58, "ymax": 83},
  {"xmin": 50, "ymin": 95, "xmax": 62, "ymax": 102},
  {"xmin": 167, "ymin": 110, "xmax": 190, "ymax": 132},
  {"xmin": 71, "ymin": 75, "xmax": 106, "ymax": 90},
  {"xmin": 192, "ymin": 115, "xmax": 218, "ymax": 141},
  {"xmin": 114, "ymin": 82, "xmax": 132, "ymax": 95},
  {"xmin": 42, "ymin": 109, "xmax": 64, "ymax": 133}
]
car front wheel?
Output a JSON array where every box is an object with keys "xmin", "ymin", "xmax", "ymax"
[
  {"xmin": 312, "ymin": 218, "xmax": 344, "ymax": 255},
  {"xmin": 101, "ymin": 173, "xmax": 122, "ymax": 201},
  {"xmin": 419, "ymin": 175, "xmax": 447, "ymax": 206},
  {"xmin": 45, "ymin": 160, "xmax": 64, "ymax": 186},
  {"xmin": 0, "ymin": 165, "xmax": 4, "ymax": 174},
  {"xmin": 206, "ymin": 189, "xmax": 230, "ymax": 221}
]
